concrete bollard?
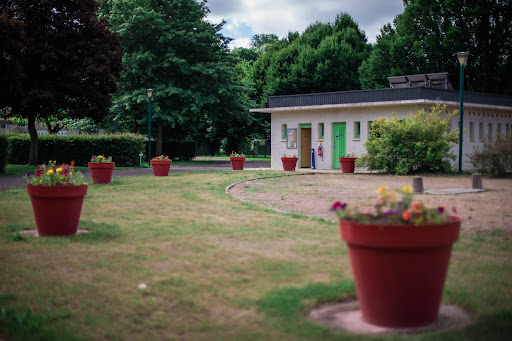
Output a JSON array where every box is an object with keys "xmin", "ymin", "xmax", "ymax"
[
  {"xmin": 472, "ymin": 173, "xmax": 483, "ymax": 189},
  {"xmin": 412, "ymin": 177, "xmax": 424, "ymax": 193}
]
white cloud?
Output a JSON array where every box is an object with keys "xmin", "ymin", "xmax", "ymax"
[{"xmin": 205, "ymin": 0, "xmax": 404, "ymax": 46}]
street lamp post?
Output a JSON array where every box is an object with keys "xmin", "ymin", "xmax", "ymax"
[
  {"xmin": 147, "ymin": 89, "xmax": 153, "ymax": 166},
  {"xmin": 455, "ymin": 52, "xmax": 469, "ymax": 173}
]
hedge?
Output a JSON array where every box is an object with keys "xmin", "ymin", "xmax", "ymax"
[
  {"xmin": 7, "ymin": 133, "xmax": 145, "ymax": 167},
  {"xmin": 0, "ymin": 134, "xmax": 10, "ymax": 173}
]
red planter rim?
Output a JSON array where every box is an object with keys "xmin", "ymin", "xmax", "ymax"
[
  {"xmin": 27, "ymin": 183, "xmax": 88, "ymax": 198},
  {"xmin": 88, "ymin": 162, "xmax": 115, "ymax": 168},
  {"xmin": 339, "ymin": 215, "xmax": 461, "ymax": 248}
]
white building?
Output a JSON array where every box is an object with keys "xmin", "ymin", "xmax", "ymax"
[{"xmin": 251, "ymin": 74, "xmax": 512, "ymax": 171}]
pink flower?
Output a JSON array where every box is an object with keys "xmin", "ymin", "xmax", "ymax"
[
  {"xmin": 402, "ymin": 210, "xmax": 411, "ymax": 221},
  {"xmin": 331, "ymin": 201, "xmax": 347, "ymax": 210}
]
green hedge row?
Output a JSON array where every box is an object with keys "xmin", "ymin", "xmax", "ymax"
[
  {"xmin": 6, "ymin": 133, "xmax": 145, "ymax": 167},
  {"xmin": 0, "ymin": 134, "xmax": 10, "ymax": 173}
]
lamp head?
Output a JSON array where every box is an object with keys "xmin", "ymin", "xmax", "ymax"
[
  {"xmin": 455, "ymin": 52, "xmax": 469, "ymax": 67},
  {"xmin": 146, "ymin": 89, "xmax": 153, "ymax": 98}
]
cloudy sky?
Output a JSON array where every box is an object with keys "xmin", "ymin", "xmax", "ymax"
[{"xmin": 205, "ymin": 0, "xmax": 405, "ymax": 49}]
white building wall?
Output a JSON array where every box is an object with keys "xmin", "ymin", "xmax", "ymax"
[{"xmin": 270, "ymin": 103, "xmax": 512, "ymax": 171}]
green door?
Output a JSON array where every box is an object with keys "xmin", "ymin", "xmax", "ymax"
[{"xmin": 333, "ymin": 123, "xmax": 346, "ymax": 169}]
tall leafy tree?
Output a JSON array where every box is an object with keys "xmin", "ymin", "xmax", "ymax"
[
  {"xmin": 0, "ymin": 0, "xmax": 123, "ymax": 164},
  {"xmin": 360, "ymin": 0, "xmax": 512, "ymax": 95},
  {"xmin": 106, "ymin": 0, "xmax": 252, "ymax": 155},
  {"xmin": 251, "ymin": 13, "xmax": 371, "ymax": 107}
]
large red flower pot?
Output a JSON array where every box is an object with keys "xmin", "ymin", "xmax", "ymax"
[
  {"xmin": 230, "ymin": 157, "xmax": 246, "ymax": 170},
  {"xmin": 339, "ymin": 157, "xmax": 357, "ymax": 173},
  {"xmin": 151, "ymin": 160, "xmax": 172, "ymax": 176},
  {"xmin": 27, "ymin": 184, "xmax": 88, "ymax": 236},
  {"xmin": 281, "ymin": 157, "xmax": 298, "ymax": 171},
  {"xmin": 88, "ymin": 162, "xmax": 115, "ymax": 184},
  {"xmin": 339, "ymin": 216, "xmax": 461, "ymax": 328}
]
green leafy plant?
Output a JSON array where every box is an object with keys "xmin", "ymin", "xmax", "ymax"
[
  {"xmin": 340, "ymin": 152, "xmax": 355, "ymax": 158},
  {"xmin": 357, "ymin": 104, "xmax": 458, "ymax": 175},
  {"xmin": 25, "ymin": 161, "xmax": 85, "ymax": 186},
  {"xmin": 469, "ymin": 136, "xmax": 512, "ymax": 177},
  {"xmin": 331, "ymin": 185, "xmax": 454, "ymax": 225},
  {"xmin": 90, "ymin": 154, "xmax": 113, "ymax": 163}
]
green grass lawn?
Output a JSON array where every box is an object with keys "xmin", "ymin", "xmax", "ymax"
[{"xmin": 0, "ymin": 170, "xmax": 511, "ymax": 340}]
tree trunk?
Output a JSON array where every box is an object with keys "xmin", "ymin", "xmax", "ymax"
[
  {"xmin": 28, "ymin": 116, "xmax": 39, "ymax": 165},
  {"xmin": 156, "ymin": 124, "xmax": 163, "ymax": 156}
]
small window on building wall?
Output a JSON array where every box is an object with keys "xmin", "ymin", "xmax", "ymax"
[
  {"xmin": 497, "ymin": 123, "xmax": 502, "ymax": 137},
  {"xmin": 479, "ymin": 122, "xmax": 484, "ymax": 140},
  {"xmin": 469, "ymin": 122, "xmax": 474, "ymax": 141},
  {"xmin": 318, "ymin": 123, "xmax": 324, "ymax": 140},
  {"xmin": 368, "ymin": 121, "xmax": 373, "ymax": 140},
  {"xmin": 488, "ymin": 123, "xmax": 493, "ymax": 139},
  {"xmin": 507, "ymin": 124, "xmax": 511, "ymax": 138},
  {"xmin": 281, "ymin": 124, "xmax": 287, "ymax": 140},
  {"xmin": 354, "ymin": 121, "xmax": 361, "ymax": 139}
]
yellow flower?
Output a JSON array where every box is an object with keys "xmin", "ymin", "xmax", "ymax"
[
  {"xmin": 56, "ymin": 168, "xmax": 63, "ymax": 173},
  {"xmin": 98, "ymin": 155, "xmax": 104, "ymax": 158},
  {"xmin": 376, "ymin": 185, "xmax": 388, "ymax": 195},
  {"xmin": 47, "ymin": 170, "xmax": 54, "ymax": 175},
  {"xmin": 402, "ymin": 185, "xmax": 413, "ymax": 193}
]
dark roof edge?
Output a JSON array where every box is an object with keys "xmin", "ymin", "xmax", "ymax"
[{"xmin": 267, "ymin": 87, "xmax": 512, "ymax": 109}]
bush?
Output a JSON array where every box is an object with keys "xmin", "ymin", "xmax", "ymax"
[
  {"xmin": 357, "ymin": 104, "xmax": 458, "ymax": 175},
  {"xmin": 0, "ymin": 134, "xmax": 10, "ymax": 173},
  {"xmin": 7, "ymin": 133, "xmax": 145, "ymax": 167},
  {"xmin": 469, "ymin": 137, "xmax": 512, "ymax": 177}
]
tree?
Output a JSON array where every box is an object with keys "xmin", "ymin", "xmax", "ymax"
[
  {"xmin": 0, "ymin": 0, "xmax": 122, "ymax": 164},
  {"xmin": 250, "ymin": 13, "xmax": 371, "ymax": 107},
  {"xmin": 359, "ymin": 0, "xmax": 512, "ymax": 95},
  {"xmin": 106, "ymin": 0, "xmax": 252, "ymax": 155}
]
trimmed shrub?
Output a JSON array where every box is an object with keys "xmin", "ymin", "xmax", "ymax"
[
  {"xmin": 7, "ymin": 133, "xmax": 145, "ymax": 167},
  {"xmin": 469, "ymin": 137, "xmax": 512, "ymax": 177},
  {"xmin": 356, "ymin": 104, "xmax": 459, "ymax": 175},
  {"xmin": 0, "ymin": 134, "xmax": 10, "ymax": 173}
]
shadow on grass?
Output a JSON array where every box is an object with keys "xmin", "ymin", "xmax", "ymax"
[{"xmin": 256, "ymin": 280, "xmax": 512, "ymax": 340}]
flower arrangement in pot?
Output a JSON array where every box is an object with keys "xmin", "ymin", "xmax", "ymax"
[
  {"xmin": 339, "ymin": 152, "xmax": 357, "ymax": 173},
  {"xmin": 229, "ymin": 151, "xmax": 246, "ymax": 170},
  {"xmin": 331, "ymin": 185, "xmax": 461, "ymax": 328},
  {"xmin": 281, "ymin": 154, "xmax": 298, "ymax": 171},
  {"xmin": 25, "ymin": 161, "xmax": 87, "ymax": 236},
  {"xmin": 150, "ymin": 155, "xmax": 172, "ymax": 176},
  {"xmin": 88, "ymin": 154, "xmax": 115, "ymax": 184}
]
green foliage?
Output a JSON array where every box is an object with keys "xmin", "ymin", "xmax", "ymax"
[
  {"xmin": 358, "ymin": 105, "xmax": 458, "ymax": 174},
  {"xmin": 250, "ymin": 13, "xmax": 371, "ymax": 107},
  {"xmin": 7, "ymin": 133, "xmax": 145, "ymax": 166},
  {"xmin": 105, "ymin": 0, "xmax": 253, "ymax": 154},
  {"xmin": 360, "ymin": 0, "xmax": 512, "ymax": 95},
  {"xmin": 0, "ymin": 134, "xmax": 10, "ymax": 173},
  {"xmin": 469, "ymin": 137, "xmax": 512, "ymax": 177}
]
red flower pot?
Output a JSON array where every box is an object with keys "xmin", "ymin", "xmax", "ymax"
[
  {"xmin": 27, "ymin": 184, "xmax": 88, "ymax": 236},
  {"xmin": 281, "ymin": 157, "xmax": 298, "ymax": 171},
  {"xmin": 230, "ymin": 157, "xmax": 246, "ymax": 170},
  {"xmin": 88, "ymin": 162, "xmax": 115, "ymax": 184},
  {"xmin": 339, "ymin": 157, "xmax": 357, "ymax": 173},
  {"xmin": 339, "ymin": 216, "xmax": 461, "ymax": 328},
  {"xmin": 151, "ymin": 160, "xmax": 172, "ymax": 176}
]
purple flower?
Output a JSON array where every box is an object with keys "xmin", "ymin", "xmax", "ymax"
[
  {"xmin": 331, "ymin": 201, "xmax": 347, "ymax": 210},
  {"xmin": 437, "ymin": 206, "xmax": 445, "ymax": 213},
  {"xmin": 81, "ymin": 171, "xmax": 86, "ymax": 175},
  {"xmin": 27, "ymin": 172, "xmax": 31, "ymax": 177}
]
